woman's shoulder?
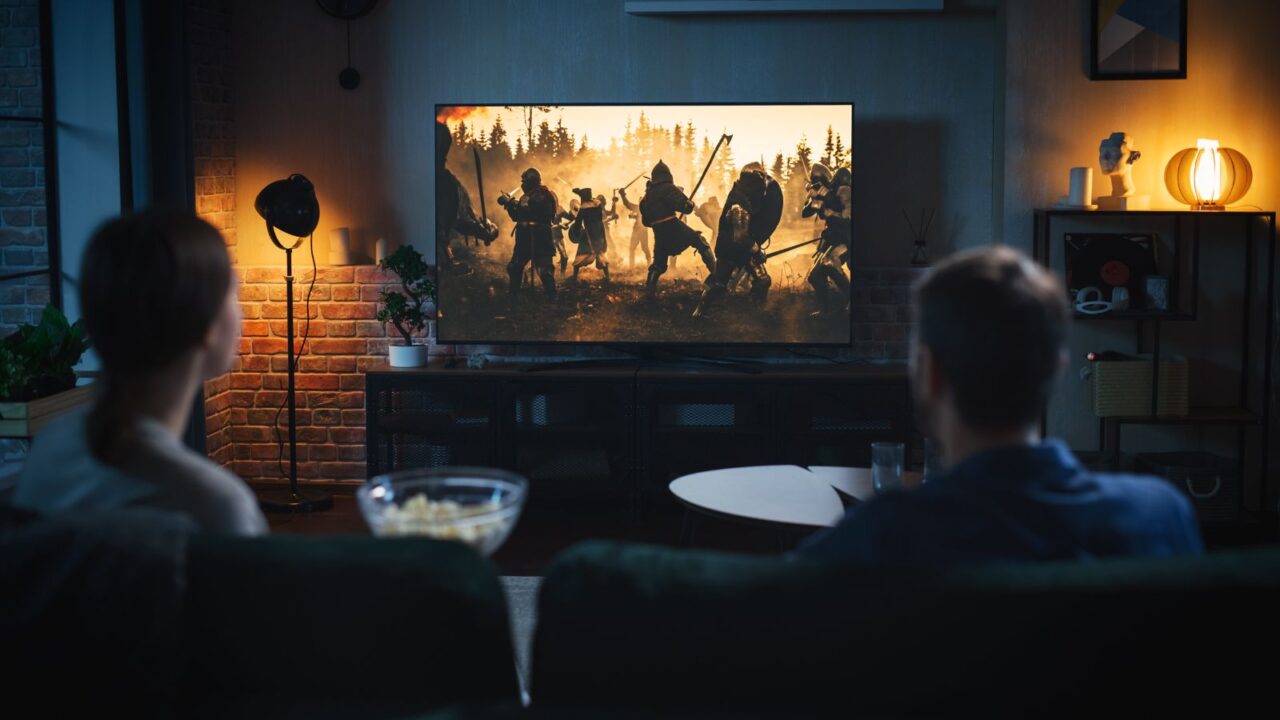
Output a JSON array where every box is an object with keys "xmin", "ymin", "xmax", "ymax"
[
  {"xmin": 125, "ymin": 420, "xmax": 268, "ymax": 535},
  {"xmin": 16, "ymin": 407, "xmax": 156, "ymax": 514}
]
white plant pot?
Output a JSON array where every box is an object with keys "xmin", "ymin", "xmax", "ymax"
[{"xmin": 388, "ymin": 343, "xmax": 430, "ymax": 368}]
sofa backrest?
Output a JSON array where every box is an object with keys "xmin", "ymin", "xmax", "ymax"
[
  {"xmin": 182, "ymin": 535, "xmax": 521, "ymax": 719},
  {"xmin": 532, "ymin": 541, "xmax": 1280, "ymax": 717},
  {"xmin": 1, "ymin": 507, "xmax": 194, "ymax": 716}
]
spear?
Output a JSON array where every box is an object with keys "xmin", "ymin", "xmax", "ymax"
[{"xmin": 688, "ymin": 132, "xmax": 732, "ymax": 202}]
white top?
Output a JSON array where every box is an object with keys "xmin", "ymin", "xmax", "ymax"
[
  {"xmin": 669, "ymin": 465, "xmax": 923, "ymax": 528},
  {"xmin": 15, "ymin": 407, "xmax": 268, "ymax": 536}
]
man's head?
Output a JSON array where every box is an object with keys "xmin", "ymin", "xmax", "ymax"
[
  {"xmin": 737, "ymin": 164, "xmax": 767, "ymax": 198},
  {"xmin": 521, "ymin": 167, "xmax": 542, "ymax": 193},
  {"xmin": 809, "ymin": 162, "xmax": 833, "ymax": 189},
  {"xmin": 910, "ymin": 246, "xmax": 1070, "ymax": 449},
  {"xmin": 651, "ymin": 160, "xmax": 673, "ymax": 184}
]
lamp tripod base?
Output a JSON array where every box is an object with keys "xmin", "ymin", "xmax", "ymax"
[{"xmin": 258, "ymin": 487, "xmax": 334, "ymax": 514}]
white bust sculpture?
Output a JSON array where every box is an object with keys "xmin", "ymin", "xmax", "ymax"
[{"xmin": 1096, "ymin": 132, "xmax": 1149, "ymax": 210}]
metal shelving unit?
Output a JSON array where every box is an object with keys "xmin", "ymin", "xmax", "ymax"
[{"xmin": 1033, "ymin": 209, "xmax": 1277, "ymax": 518}]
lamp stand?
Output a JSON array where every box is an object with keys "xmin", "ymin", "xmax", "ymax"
[{"xmin": 259, "ymin": 246, "xmax": 332, "ymax": 514}]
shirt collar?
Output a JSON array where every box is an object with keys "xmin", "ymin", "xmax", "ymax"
[{"xmin": 933, "ymin": 439, "xmax": 1083, "ymax": 488}]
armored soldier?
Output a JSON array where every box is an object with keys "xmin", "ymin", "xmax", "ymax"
[
  {"xmin": 693, "ymin": 164, "xmax": 783, "ymax": 318},
  {"xmin": 551, "ymin": 202, "xmax": 572, "ymax": 273},
  {"xmin": 435, "ymin": 121, "xmax": 497, "ymax": 271},
  {"xmin": 617, "ymin": 187, "xmax": 651, "ymax": 269},
  {"xmin": 569, "ymin": 187, "xmax": 610, "ymax": 283},
  {"xmin": 694, "ymin": 196, "xmax": 722, "ymax": 245},
  {"xmin": 639, "ymin": 160, "xmax": 716, "ymax": 301},
  {"xmin": 497, "ymin": 167, "xmax": 558, "ymax": 299},
  {"xmin": 803, "ymin": 162, "xmax": 852, "ymax": 317}
]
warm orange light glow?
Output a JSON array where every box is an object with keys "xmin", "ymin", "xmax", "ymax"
[
  {"xmin": 1164, "ymin": 139, "xmax": 1252, "ymax": 211},
  {"xmin": 436, "ymin": 106, "xmax": 480, "ymax": 124},
  {"xmin": 1191, "ymin": 138, "xmax": 1222, "ymax": 205}
]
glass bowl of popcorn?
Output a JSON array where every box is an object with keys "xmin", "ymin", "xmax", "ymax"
[{"xmin": 357, "ymin": 467, "xmax": 528, "ymax": 556}]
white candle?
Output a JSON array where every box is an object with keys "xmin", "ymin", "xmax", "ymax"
[
  {"xmin": 1068, "ymin": 167, "xmax": 1093, "ymax": 207},
  {"xmin": 329, "ymin": 227, "xmax": 353, "ymax": 265},
  {"xmin": 375, "ymin": 237, "xmax": 388, "ymax": 263}
]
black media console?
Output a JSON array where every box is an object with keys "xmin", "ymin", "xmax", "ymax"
[{"xmin": 365, "ymin": 362, "xmax": 914, "ymax": 511}]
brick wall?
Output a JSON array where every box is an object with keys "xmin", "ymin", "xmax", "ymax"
[
  {"xmin": 0, "ymin": 1, "xmax": 48, "ymax": 338},
  {"xmin": 225, "ymin": 265, "xmax": 395, "ymax": 486},
  {"xmin": 189, "ymin": 0, "xmax": 236, "ymax": 467},
  {"xmin": 849, "ymin": 267, "xmax": 922, "ymax": 361}
]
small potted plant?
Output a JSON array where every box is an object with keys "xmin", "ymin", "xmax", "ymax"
[
  {"xmin": 375, "ymin": 245, "xmax": 435, "ymax": 368},
  {"xmin": 0, "ymin": 304, "xmax": 92, "ymax": 437}
]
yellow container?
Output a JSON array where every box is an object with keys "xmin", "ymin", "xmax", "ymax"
[{"xmin": 1091, "ymin": 354, "xmax": 1189, "ymax": 417}]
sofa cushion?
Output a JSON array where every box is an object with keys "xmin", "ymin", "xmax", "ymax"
[
  {"xmin": 533, "ymin": 541, "xmax": 1280, "ymax": 716},
  {"xmin": 183, "ymin": 535, "xmax": 521, "ymax": 719},
  {"xmin": 0, "ymin": 507, "xmax": 195, "ymax": 716}
]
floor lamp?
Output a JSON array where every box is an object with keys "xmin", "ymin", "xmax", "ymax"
[{"xmin": 254, "ymin": 174, "xmax": 333, "ymax": 513}]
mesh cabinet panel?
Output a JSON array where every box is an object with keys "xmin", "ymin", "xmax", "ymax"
[
  {"xmin": 505, "ymin": 381, "xmax": 634, "ymax": 500},
  {"xmin": 367, "ymin": 379, "xmax": 499, "ymax": 476},
  {"xmin": 640, "ymin": 383, "xmax": 774, "ymax": 502},
  {"xmin": 780, "ymin": 382, "xmax": 910, "ymax": 467}
]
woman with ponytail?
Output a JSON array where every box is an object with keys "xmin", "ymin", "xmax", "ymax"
[{"xmin": 16, "ymin": 210, "xmax": 267, "ymax": 535}]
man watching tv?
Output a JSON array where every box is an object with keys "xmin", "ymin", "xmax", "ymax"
[{"xmin": 797, "ymin": 246, "xmax": 1203, "ymax": 565}]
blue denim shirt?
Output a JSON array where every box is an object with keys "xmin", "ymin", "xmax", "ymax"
[{"xmin": 797, "ymin": 440, "xmax": 1204, "ymax": 566}]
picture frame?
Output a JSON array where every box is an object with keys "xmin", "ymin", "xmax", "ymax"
[{"xmin": 1089, "ymin": 0, "xmax": 1187, "ymax": 81}]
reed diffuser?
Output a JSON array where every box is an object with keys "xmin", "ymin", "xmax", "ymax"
[{"xmin": 905, "ymin": 208, "xmax": 935, "ymax": 266}]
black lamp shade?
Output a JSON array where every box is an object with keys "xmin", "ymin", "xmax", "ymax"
[{"xmin": 255, "ymin": 174, "xmax": 320, "ymax": 240}]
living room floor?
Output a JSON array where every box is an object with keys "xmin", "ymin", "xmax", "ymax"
[{"xmin": 264, "ymin": 489, "xmax": 797, "ymax": 575}]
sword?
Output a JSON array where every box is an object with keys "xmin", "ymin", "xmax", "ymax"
[
  {"xmin": 762, "ymin": 236, "xmax": 822, "ymax": 260},
  {"xmin": 617, "ymin": 171, "xmax": 647, "ymax": 193},
  {"xmin": 472, "ymin": 146, "xmax": 488, "ymax": 227}
]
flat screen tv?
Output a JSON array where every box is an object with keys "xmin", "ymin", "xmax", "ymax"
[{"xmin": 435, "ymin": 103, "xmax": 853, "ymax": 346}]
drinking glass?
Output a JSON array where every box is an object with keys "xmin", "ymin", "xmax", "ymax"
[{"xmin": 872, "ymin": 441, "xmax": 904, "ymax": 494}]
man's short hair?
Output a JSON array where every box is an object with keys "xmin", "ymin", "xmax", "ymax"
[{"xmin": 913, "ymin": 246, "xmax": 1070, "ymax": 431}]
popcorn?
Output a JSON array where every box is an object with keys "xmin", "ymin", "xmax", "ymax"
[{"xmin": 372, "ymin": 493, "xmax": 508, "ymax": 549}]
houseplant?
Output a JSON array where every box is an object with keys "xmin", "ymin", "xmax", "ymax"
[
  {"xmin": 375, "ymin": 245, "xmax": 436, "ymax": 367},
  {"xmin": 0, "ymin": 304, "xmax": 93, "ymax": 437}
]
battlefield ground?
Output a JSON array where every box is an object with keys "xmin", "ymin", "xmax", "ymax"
[{"xmin": 437, "ymin": 231, "xmax": 850, "ymax": 345}]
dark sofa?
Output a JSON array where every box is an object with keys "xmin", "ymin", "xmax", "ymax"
[
  {"xmin": 0, "ymin": 507, "xmax": 520, "ymax": 719},
  {"xmin": 529, "ymin": 541, "xmax": 1280, "ymax": 717},
  {"xmin": 7, "ymin": 503, "xmax": 1280, "ymax": 719}
]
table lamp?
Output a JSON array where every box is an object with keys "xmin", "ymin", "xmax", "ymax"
[
  {"xmin": 255, "ymin": 173, "xmax": 333, "ymax": 513},
  {"xmin": 1164, "ymin": 139, "xmax": 1253, "ymax": 211}
]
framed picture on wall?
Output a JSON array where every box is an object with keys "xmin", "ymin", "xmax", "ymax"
[{"xmin": 1090, "ymin": 0, "xmax": 1187, "ymax": 80}]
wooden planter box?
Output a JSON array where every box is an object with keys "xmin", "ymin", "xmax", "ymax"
[{"xmin": 0, "ymin": 384, "xmax": 94, "ymax": 438}]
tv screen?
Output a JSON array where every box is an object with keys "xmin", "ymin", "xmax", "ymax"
[{"xmin": 435, "ymin": 103, "xmax": 853, "ymax": 346}]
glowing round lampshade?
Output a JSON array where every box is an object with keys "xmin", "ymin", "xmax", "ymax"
[{"xmin": 1164, "ymin": 139, "xmax": 1252, "ymax": 210}]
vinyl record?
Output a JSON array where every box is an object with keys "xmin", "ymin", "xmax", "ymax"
[{"xmin": 1064, "ymin": 233, "xmax": 1158, "ymax": 303}]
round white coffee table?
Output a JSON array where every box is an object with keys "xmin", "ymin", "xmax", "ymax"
[{"xmin": 669, "ymin": 464, "xmax": 923, "ymax": 532}]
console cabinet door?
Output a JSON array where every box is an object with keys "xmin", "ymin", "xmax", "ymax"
[{"xmin": 366, "ymin": 375, "xmax": 499, "ymax": 476}]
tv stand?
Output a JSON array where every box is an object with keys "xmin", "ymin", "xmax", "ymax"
[{"xmin": 365, "ymin": 362, "xmax": 914, "ymax": 514}]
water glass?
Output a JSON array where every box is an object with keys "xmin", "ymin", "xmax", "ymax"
[{"xmin": 872, "ymin": 441, "xmax": 904, "ymax": 494}]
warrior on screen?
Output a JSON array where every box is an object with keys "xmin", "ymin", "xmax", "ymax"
[
  {"xmin": 803, "ymin": 162, "xmax": 852, "ymax": 318},
  {"xmin": 639, "ymin": 160, "xmax": 716, "ymax": 301},
  {"xmin": 498, "ymin": 167, "xmax": 558, "ymax": 300}
]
